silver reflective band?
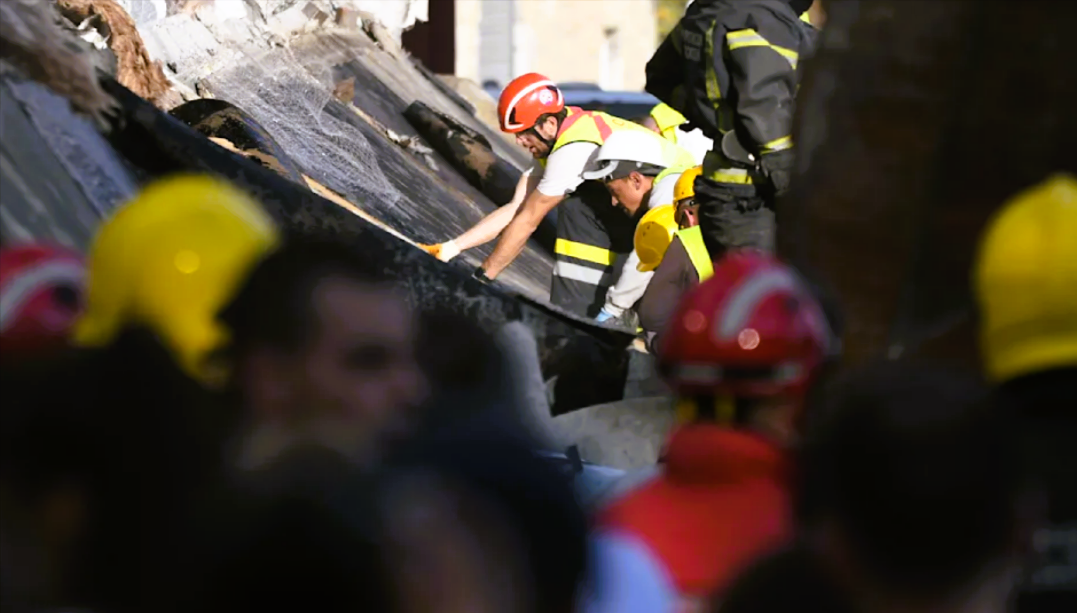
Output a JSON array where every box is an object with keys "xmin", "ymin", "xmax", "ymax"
[
  {"xmin": 0, "ymin": 261, "xmax": 85, "ymax": 332},
  {"xmin": 553, "ymin": 261, "xmax": 614, "ymax": 286}
]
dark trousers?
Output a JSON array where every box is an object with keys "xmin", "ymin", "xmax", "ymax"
[
  {"xmin": 549, "ymin": 181, "xmax": 635, "ymax": 318},
  {"xmin": 693, "ymin": 176, "xmax": 776, "ymax": 260}
]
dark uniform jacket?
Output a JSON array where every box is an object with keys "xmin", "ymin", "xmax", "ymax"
[{"xmin": 646, "ymin": 0, "xmax": 817, "ymax": 157}]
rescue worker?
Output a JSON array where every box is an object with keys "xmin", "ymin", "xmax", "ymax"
[
  {"xmin": 645, "ymin": 0, "xmax": 817, "ymax": 259},
  {"xmin": 637, "ymin": 102, "xmax": 712, "ymax": 165},
  {"xmin": 0, "ymin": 244, "xmax": 85, "ymax": 359},
  {"xmin": 637, "ymin": 166, "xmax": 717, "ymax": 350},
  {"xmin": 419, "ymin": 73, "xmax": 668, "ymax": 318},
  {"xmin": 596, "ymin": 251, "xmax": 836, "ymax": 611},
  {"xmin": 973, "ymin": 173, "xmax": 1077, "ymax": 611},
  {"xmin": 580, "ymin": 129, "xmax": 696, "ymax": 323}
]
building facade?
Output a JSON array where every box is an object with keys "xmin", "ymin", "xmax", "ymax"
[{"xmin": 455, "ymin": 0, "xmax": 658, "ymax": 92}]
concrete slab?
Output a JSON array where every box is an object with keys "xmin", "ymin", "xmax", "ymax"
[{"xmin": 549, "ymin": 397, "xmax": 676, "ymax": 470}]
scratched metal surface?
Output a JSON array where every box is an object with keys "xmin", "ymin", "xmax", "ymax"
[{"xmin": 196, "ymin": 30, "xmax": 554, "ymax": 302}]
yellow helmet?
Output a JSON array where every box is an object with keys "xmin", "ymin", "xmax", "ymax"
[
  {"xmin": 73, "ymin": 174, "xmax": 281, "ymax": 385},
  {"xmin": 634, "ymin": 205, "xmax": 679, "ymax": 272},
  {"xmin": 674, "ymin": 165, "xmax": 703, "ymax": 204},
  {"xmin": 973, "ymin": 173, "xmax": 1077, "ymax": 383}
]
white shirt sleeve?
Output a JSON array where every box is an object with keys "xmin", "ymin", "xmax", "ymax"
[
  {"xmin": 603, "ymin": 253, "xmax": 654, "ymax": 318},
  {"xmin": 647, "ymin": 172, "xmax": 681, "ymax": 209},
  {"xmin": 536, "ymin": 142, "xmax": 601, "ymax": 197},
  {"xmin": 674, "ymin": 126, "xmax": 714, "ymax": 166}
]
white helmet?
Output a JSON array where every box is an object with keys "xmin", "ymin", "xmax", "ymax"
[{"xmin": 582, "ymin": 130, "xmax": 669, "ymax": 181}]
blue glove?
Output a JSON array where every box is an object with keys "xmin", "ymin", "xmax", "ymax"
[{"xmin": 595, "ymin": 309, "xmax": 616, "ymax": 323}]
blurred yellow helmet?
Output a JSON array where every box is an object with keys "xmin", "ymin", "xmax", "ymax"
[
  {"xmin": 73, "ymin": 174, "xmax": 280, "ymax": 385},
  {"xmin": 634, "ymin": 205, "xmax": 679, "ymax": 272},
  {"xmin": 973, "ymin": 173, "xmax": 1077, "ymax": 383},
  {"xmin": 674, "ymin": 165, "xmax": 703, "ymax": 204}
]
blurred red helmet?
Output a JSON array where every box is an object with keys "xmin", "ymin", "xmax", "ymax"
[
  {"xmin": 498, "ymin": 73, "xmax": 565, "ymax": 133},
  {"xmin": 0, "ymin": 244, "xmax": 86, "ymax": 356},
  {"xmin": 658, "ymin": 250, "xmax": 834, "ymax": 398}
]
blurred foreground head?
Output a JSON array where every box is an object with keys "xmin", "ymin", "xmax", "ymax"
[
  {"xmin": 0, "ymin": 244, "xmax": 85, "ymax": 361},
  {"xmin": 798, "ymin": 360, "xmax": 1035, "ymax": 609},
  {"xmin": 220, "ymin": 234, "xmax": 427, "ymax": 469},
  {"xmin": 657, "ymin": 251, "xmax": 839, "ymax": 443},
  {"xmin": 387, "ymin": 433, "xmax": 589, "ymax": 613},
  {"xmin": 180, "ymin": 444, "xmax": 394, "ymax": 613},
  {"xmin": 72, "ymin": 173, "xmax": 280, "ymax": 387}
]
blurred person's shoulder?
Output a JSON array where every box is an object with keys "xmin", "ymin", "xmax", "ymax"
[{"xmin": 716, "ymin": 544, "xmax": 854, "ymax": 613}]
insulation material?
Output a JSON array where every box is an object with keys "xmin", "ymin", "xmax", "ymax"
[{"xmin": 57, "ymin": 0, "xmax": 174, "ymax": 106}]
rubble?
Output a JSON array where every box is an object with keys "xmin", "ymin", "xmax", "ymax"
[
  {"xmin": 0, "ymin": 0, "xmax": 668, "ymax": 431},
  {"xmin": 57, "ymin": 0, "xmax": 173, "ymax": 106}
]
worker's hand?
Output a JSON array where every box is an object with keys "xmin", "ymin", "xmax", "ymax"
[
  {"xmin": 419, "ymin": 240, "xmax": 461, "ymax": 262},
  {"xmin": 595, "ymin": 309, "xmax": 616, "ymax": 324}
]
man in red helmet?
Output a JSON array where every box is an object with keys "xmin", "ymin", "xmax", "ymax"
[
  {"xmin": 594, "ymin": 250, "xmax": 837, "ymax": 611},
  {"xmin": 0, "ymin": 244, "xmax": 85, "ymax": 360},
  {"xmin": 420, "ymin": 73, "xmax": 692, "ymax": 318}
]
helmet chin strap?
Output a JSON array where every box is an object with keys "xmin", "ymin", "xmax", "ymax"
[{"xmin": 531, "ymin": 116, "xmax": 560, "ymax": 154}]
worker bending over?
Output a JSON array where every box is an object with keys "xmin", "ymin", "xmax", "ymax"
[
  {"xmin": 596, "ymin": 251, "xmax": 838, "ymax": 611},
  {"xmin": 634, "ymin": 167, "xmax": 719, "ymax": 350},
  {"xmin": 581, "ymin": 130, "xmax": 695, "ymax": 323},
  {"xmin": 646, "ymin": 0, "xmax": 817, "ymax": 259},
  {"xmin": 421, "ymin": 73, "xmax": 690, "ymax": 318}
]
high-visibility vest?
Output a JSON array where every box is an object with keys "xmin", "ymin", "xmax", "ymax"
[
  {"xmin": 677, "ymin": 225, "xmax": 714, "ymax": 281},
  {"xmin": 539, "ymin": 107, "xmax": 651, "ymax": 168}
]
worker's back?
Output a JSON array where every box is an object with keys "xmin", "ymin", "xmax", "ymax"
[{"xmin": 646, "ymin": 0, "xmax": 815, "ymax": 142}]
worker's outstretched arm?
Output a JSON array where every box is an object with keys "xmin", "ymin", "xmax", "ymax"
[
  {"xmin": 724, "ymin": 27, "xmax": 800, "ymax": 194},
  {"xmin": 453, "ymin": 167, "xmax": 538, "ymax": 251},
  {"xmin": 481, "ymin": 190, "xmax": 563, "ymax": 279},
  {"xmin": 420, "ymin": 168, "xmax": 539, "ymax": 261}
]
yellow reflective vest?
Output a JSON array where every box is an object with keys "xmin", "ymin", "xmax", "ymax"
[
  {"xmin": 677, "ymin": 225, "xmax": 714, "ymax": 281},
  {"xmin": 539, "ymin": 107, "xmax": 652, "ymax": 168}
]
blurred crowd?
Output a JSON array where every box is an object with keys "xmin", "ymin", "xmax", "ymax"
[{"xmin": 1, "ymin": 169, "xmax": 1074, "ymax": 613}]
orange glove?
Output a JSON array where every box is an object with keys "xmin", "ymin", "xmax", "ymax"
[{"xmin": 418, "ymin": 240, "xmax": 461, "ymax": 262}]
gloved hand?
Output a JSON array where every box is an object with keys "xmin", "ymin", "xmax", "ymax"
[
  {"xmin": 418, "ymin": 239, "xmax": 461, "ymax": 262},
  {"xmin": 595, "ymin": 309, "xmax": 616, "ymax": 323},
  {"xmin": 758, "ymin": 149, "xmax": 796, "ymax": 198}
]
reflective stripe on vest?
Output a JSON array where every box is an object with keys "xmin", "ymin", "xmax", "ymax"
[
  {"xmin": 555, "ymin": 238, "xmax": 615, "ymax": 266},
  {"xmin": 677, "ymin": 225, "xmax": 714, "ymax": 281}
]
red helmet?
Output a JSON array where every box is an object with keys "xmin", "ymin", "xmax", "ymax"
[
  {"xmin": 0, "ymin": 244, "xmax": 86, "ymax": 356},
  {"xmin": 498, "ymin": 73, "xmax": 565, "ymax": 133},
  {"xmin": 658, "ymin": 250, "xmax": 834, "ymax": 398}
]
